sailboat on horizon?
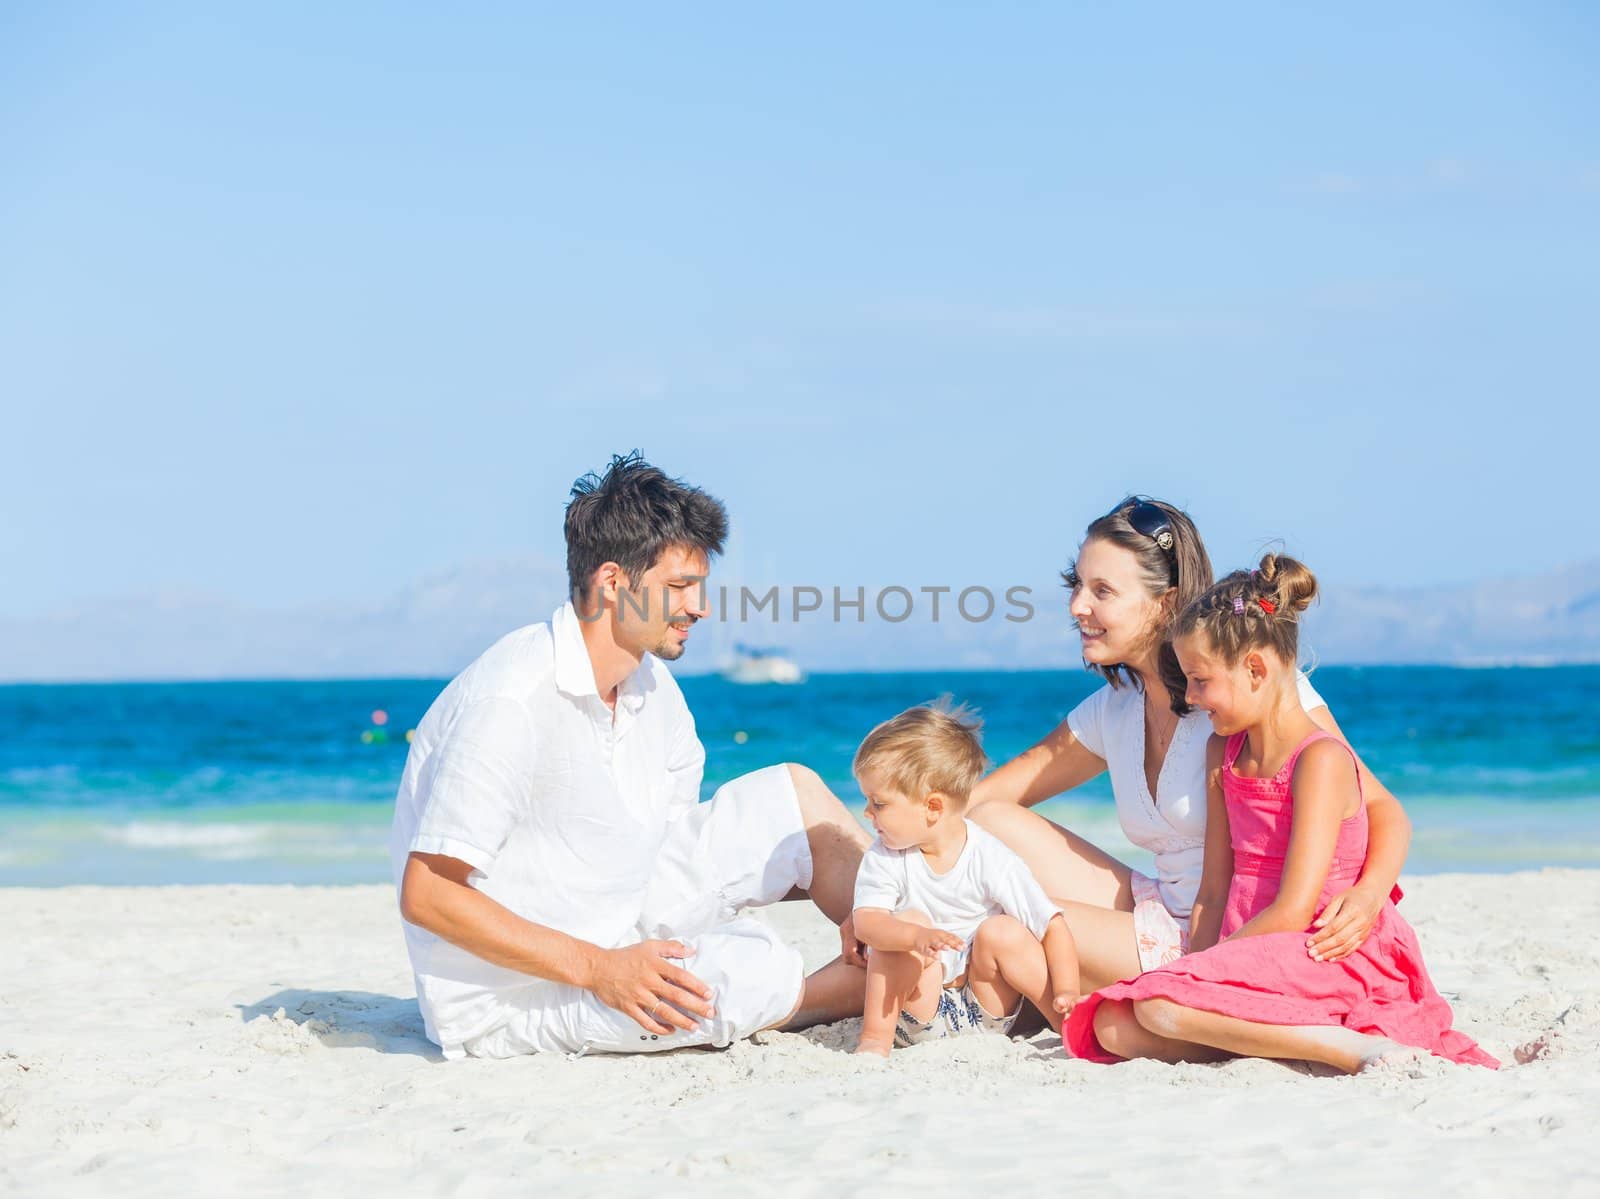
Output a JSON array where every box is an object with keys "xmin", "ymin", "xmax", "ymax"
[{"xmin": 719, "ymin": 643, "xmax": 805, "ymax": 685}]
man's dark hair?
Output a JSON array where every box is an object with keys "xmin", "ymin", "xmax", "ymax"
[{"xmin": 564, "ymin": 451, "xmax": 729, "ymax": 602}]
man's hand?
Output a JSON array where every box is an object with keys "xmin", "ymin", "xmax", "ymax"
[
  {"xmin": 1307, "ymin": 885, "xmax": 1384, "ymax": 962},
  {"xmin": 584, "ymin": 940, "xmax": 717, "ymax": 1035},
  {"xmin": 909, "ymin": 926, "xmax": 964, "ymax": 967},
  {"xmin": 839, "ymin": 913, "xmax": 868, "ymax": 968}
]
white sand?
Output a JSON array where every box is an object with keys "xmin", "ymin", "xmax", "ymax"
[{"xmin": 3, "ymin": 871, "xmax": 1597, "ymax": 1197}]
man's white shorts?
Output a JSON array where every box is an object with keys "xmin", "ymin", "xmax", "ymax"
[{"xmin": 462, "ymin": 763, "xmax": 813, "ymax": 1058}]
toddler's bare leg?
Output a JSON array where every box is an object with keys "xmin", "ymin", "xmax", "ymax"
[
  {"xmin": 966, "ymin": 915, "xmax": 1050, "ymax": 1029},
  {"xmin": 854, "ymin": 909, "xmax": 943, "ymax": 1057},
  {"xmin": 1132, "ymin": 999, "xmax": 1399, "ymax": 1073},
  {"xmin": 856, "ymin": 949, "xmax": 915, "ymax": 1056}
]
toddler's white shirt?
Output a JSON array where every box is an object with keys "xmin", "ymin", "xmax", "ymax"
[{"xmin": 853, "ymin": 820, "xmax": 1062, "ymax": 984}]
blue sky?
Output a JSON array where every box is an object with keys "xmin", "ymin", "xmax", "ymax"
[{"xmin": 4, "ymin": 3, "xmax": 1596, "ymax": 626}]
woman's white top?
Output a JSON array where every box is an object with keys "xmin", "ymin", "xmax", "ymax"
[{"xmin": 1065, "ymin": 672, "xmax": 1326, "ymax": 918}]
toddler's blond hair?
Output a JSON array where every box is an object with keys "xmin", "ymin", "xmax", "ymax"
[{"xmin": 853, "ymin": 697, "xmax": 987, "ymax": 806}]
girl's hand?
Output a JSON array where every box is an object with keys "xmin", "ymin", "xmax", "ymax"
[
  {"xmin": 910, "ymin": 926, "xmax": 964, "ymax": 965},
  {"xmin": 1307, "ymin": 885, "xmax": 1383, "ymax": 962},
  {"xmin": 1052, "ymin": 990, "xmax": 1079, "ymax": 1016}
]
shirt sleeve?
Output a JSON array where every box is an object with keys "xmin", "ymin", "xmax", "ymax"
[
  {"xmin": 1066, "ymin": 683, "xmax": 1112, "ymax": 759},
  {"xmin": 409, "ymin": 697, "xmax": 536, "ymax": 874},
  {"xmin": 663, "ymin": 696, "xmax": 706, "ymax": 823},
  {"xmin": 981, "ymin": 837, "xmax": 1063, "ymax": 941},
  {"xmin": 852, "ymin": 840, "xmax": 906, "ymax": 914},
  {"xmin": 1295, "ymin": 669, "xmax": 1327, "ymax": 713}
]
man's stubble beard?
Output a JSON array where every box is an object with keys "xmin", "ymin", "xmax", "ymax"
[{"xmin": 652, "ymin": 630, "xmax": 689, "ymax": 661}]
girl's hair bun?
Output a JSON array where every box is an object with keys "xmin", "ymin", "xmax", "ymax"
[
  {"xmin": 1175, "ymin": 551, "xmax": 1319, "ymax": 665},
  {"xmin": 1257, "ymin": 553, "xmax": 1317, "ymax": 615}
]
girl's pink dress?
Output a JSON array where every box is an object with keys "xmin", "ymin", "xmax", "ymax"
[{"xmin": 1064, "ymin": 730, "xmax": 1499, "ymax": 1068}]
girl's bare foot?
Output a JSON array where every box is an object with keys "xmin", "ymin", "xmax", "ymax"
[{"xmin": 1356, "ymin": 1038, "xmax": 1428, "ymax": 1074}]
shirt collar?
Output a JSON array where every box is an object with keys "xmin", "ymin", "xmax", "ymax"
[{"xmin": 551, "ymin": 601, "xmax": 651, "ymax": 713}]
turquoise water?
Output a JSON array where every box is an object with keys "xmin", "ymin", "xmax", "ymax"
[{"xmin": 2, "ymin": 667, "xmax": 1597, "ymax": 885}]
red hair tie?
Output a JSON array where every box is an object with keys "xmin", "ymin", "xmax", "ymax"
[{"xmin": 1258, "ymin": 598, "xmax": 1277, "ymax": 614}]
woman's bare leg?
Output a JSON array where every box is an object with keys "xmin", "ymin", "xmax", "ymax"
[
  {"xmin": 1132, "ymin": 999, "xmax": 1408, "ymax": 1074},
  {"xmin": 970, "ymin": 804, "xmax": 1137, "ymax": 911},
  {"xmin": 1057, "ymin": 902, "xmax": 1143, "ymax": 991}
]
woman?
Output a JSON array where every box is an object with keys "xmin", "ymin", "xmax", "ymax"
[{"xmin": 970, "ymin": 497, "xmax": 1410, "ymax": 991}]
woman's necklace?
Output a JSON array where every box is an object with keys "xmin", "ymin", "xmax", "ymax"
[
  {"xmin": 1147, "ymin": 708, "xmax": 1177, "ymax": 754},
  {"xmin": 1144, "ymin": 698, "xmax": 1180, "ymax": 798}
]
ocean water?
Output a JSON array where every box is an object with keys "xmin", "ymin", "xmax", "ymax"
[{"xmin": 2, "ymin": 667, "xmax": 1597, "ymax": 885}]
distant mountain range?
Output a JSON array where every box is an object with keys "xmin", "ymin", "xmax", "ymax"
[
  {"xmin": 3, "ymin": 557, "xmax": 1596, "ymax": 682},
  {"xmin": 1310, "ymin": 558, "xmax": 1600, "ymax": 667}
]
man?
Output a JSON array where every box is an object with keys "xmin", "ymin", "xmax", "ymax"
[{"xmin": 391, "ymin": 452, "xmax": 870, "ymax": 1058}]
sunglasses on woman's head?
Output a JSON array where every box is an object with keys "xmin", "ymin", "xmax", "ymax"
[{"xmin": 1112, "ymin": 498, "xmax": 1178, "ymax": 580}]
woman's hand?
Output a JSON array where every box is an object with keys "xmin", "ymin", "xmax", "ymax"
[{"xmin": 1307, "ymin": 885, "xmax": 1384, "ymax": 962}]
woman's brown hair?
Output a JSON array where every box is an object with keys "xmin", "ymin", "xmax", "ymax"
[
  {"xmin": 1062, "ymin": 496, "xmax": 1213, "ymax": 714},
  {"xmin": 1174, "ymin": 552, "xmax": 1319, "ymax": 666}
]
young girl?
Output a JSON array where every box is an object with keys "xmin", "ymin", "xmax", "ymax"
[{"xmin": 1063, "ymin": 554, "xmax": 1499, "ymax": 1072}]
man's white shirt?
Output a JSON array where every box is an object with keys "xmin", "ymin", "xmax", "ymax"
[{"xmin": 389, "ymin": 602, "xmax": 703, "ymax": 1057}]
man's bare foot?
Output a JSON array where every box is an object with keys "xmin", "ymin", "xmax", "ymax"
[{"xmin": 854, "ymin": 1037, "xmax": 892, "ymax": 1059}]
